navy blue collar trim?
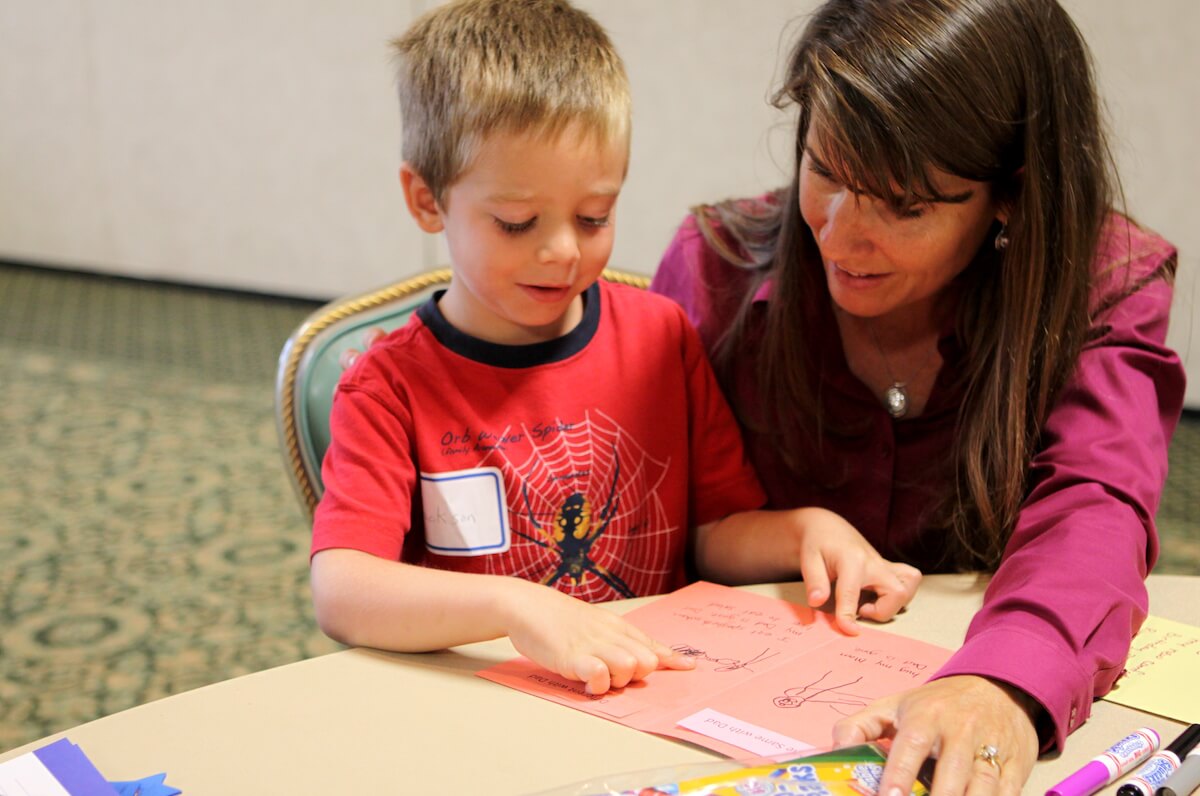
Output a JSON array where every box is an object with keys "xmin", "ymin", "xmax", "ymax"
[{"xmin": 415, "ymin": 282, "xmax": 601, "ymax": 369}]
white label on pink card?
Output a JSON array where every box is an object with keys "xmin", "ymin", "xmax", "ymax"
[{"xmin": 677, "ymin": 708, "xmax": 813, "ymax": 759}]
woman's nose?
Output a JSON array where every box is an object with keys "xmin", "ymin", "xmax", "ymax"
[{"xmin": 819, "ymin": 190, "xmax": 873, "ymax": 258}]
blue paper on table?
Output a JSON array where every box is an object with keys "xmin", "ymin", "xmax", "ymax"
[
  {"xmin": 108, "ymin": 773, "xmax": 181, "ymax": 796},
  {"xmin": 0, "ymin": 737, "xmax": 118, "ymax": 794}
]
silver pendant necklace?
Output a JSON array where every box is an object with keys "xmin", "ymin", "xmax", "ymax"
[
  {"xmin": 867, "ymin": 324, "xmax": 938, "ymax": 419},
  {"xmin": 884, "ymin": 382, "xmax": 909, "ymax": 419}
]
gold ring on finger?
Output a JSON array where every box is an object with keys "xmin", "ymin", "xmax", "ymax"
[{"xmin": 975, "ymin": 743, "xmax": 1002, "ymax": 775}]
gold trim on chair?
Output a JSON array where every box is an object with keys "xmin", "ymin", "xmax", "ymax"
[
  {"xmin": 598, "ymin": 268, "xmax": 651, "ymax": 290},
  {"xmin": 275, "ymin": 268, "xmax": 651, "ymax": 520},
  {"xmin": 276, "ymin": 268, "xmax": 453, "ymax": 517}
]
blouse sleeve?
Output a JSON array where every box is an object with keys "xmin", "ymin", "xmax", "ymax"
[
  {"xmin": 932, "ymin": 243, "xmax": 1186, "ymax": 751},
  {"xmin": 650, "ymin": 213, "xmax": 767, "ymax": 355},
  {"xmin": 650, "ymin": 215, "xmax": 719, "ymax": 337}
]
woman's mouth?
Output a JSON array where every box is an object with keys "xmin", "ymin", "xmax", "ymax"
[{"xmin": 829, "ymin": 261, "xmax": 888, "ymax": 287}]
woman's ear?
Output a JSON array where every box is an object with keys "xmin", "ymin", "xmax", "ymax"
[
  {"xmin": 399, "ymin": 163, "xmax": 444, "ymax": 233},
  {"xmin": 995, "ymin": 168, "xmax": 1024, "ymax": 226}
]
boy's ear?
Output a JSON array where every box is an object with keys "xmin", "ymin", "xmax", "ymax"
[{"xmin": 399, "ymin": 163, "xmax": 444, "ymax": 233}]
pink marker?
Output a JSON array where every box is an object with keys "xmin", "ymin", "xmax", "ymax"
[{"xmin": 1047, "ymin": 728, "xmax": 1161, "ymax": 796}]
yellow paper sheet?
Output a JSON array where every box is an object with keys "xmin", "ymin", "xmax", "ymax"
[{"xmin": 1102, "ymin": 615, "xmax": 1200, "ymax": 722}]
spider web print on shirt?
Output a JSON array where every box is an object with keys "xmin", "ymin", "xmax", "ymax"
[{"xmin": 475, "ymin": 409, "xmax": 675, "ymax": 602}]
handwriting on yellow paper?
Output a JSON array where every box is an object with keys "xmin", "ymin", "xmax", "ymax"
[{"xmin": 1103, "ymin": 615, "xmax": 1200, "ymax": 723}]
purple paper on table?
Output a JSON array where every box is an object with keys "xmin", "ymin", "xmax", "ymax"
[{"xmin": 30, "ymin": 738, "xmax": 119, "ymax": 795}]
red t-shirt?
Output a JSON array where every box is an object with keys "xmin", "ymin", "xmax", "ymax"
[{"xmin": 312, "ymin": 281, "xmax": 766, "ymax": 603}]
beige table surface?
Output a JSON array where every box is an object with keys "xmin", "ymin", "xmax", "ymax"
[{"xmin": 1, "ymin": 574, "xmax": 1196, "ymax": 794}]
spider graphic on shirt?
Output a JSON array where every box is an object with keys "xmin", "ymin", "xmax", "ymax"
[{"xmin": 515, "ymin": 446, "xmax": 635, "ymax": 598}]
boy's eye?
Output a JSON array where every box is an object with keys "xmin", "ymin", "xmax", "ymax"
[
  {"xmin": 494, "ymin": 217, "xmax": 535, "ymax": 234},
  {"xmin": 578, "ymin": 215, "xmax": 610, "ymax": 228}
]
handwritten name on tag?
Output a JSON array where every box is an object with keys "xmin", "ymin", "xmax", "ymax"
[{"xmin": 420, "ymin": 467, "xmax": 509, "ymax": 556}]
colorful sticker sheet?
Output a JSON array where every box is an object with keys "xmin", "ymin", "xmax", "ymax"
[{"xmin": 536, "ymin": 743, "xmax": 928, "ymax": 796}]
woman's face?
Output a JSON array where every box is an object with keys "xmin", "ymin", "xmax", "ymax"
[{"xmin": 798, "ymin": 125, "xmax": 1003, "ymax": 327}]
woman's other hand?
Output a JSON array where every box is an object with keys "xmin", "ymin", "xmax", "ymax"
[
  {"xmin": 833, "ymin": 675, "xmax": 1039, "ymax": 796},
  {"xmin": 338, "ymin": 326, "xmax": 389, "ymax": 370}
]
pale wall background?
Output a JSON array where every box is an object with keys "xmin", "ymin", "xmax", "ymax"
[{"xmin": 1, "ymin": 1, "xmax": 1197, "ymax": 406}]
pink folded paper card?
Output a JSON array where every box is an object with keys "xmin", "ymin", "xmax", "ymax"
[{"xmin": 478, "ymin": 581, "xmax": 953, "ymax": 760}]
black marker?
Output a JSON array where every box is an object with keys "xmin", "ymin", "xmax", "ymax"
[{"xmin": 1117, "ymin": 724, "xmax": 1200, "ymax": 796}]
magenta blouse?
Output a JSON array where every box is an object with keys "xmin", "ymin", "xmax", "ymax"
[{"xmin": 651, "ymin": 206, "xmax": 1186, "ymax": 750}]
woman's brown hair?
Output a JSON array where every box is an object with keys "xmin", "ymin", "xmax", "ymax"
[{"xmin": 699, "ymin": 0, "xmax": 1151, "ymax": 570}]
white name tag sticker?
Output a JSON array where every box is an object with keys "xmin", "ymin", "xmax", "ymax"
[{"xmin": 419, "ymin": 467, "xmax": 510, "ymax": 556}]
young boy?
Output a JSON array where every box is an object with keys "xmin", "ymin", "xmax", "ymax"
[{"xmin": 311, "ymin": 0, "xmax": 919, "ymax": 696}]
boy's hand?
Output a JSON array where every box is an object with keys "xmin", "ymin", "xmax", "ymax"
[
  {"xmin": 791, "ymin": 507, "xmax": 922, "ymax": 635},
  {"xmin": 504, "ymin": 582, "xmax": 695, "ymax": 694}
]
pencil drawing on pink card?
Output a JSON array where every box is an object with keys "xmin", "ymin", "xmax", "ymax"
[
  {"xmin": 771, "ymin": 670, "xmax": 874, "ymax": 716},
  {"xmin": 477, "ymin": 581, "xmax": 956, "ymax": 759},
  {"xmin": 669, "ymin": 643, "xmax": 782, "ymax": 673}
]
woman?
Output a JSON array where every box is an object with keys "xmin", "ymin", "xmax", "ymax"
[{"xmin": 651, "ymin": 0, "xmax": 1185, "ymax": 793}]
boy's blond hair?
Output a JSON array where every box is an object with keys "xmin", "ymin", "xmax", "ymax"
[{"xmin": 392, "ymin": 0, "xmax": 631, "ymax": 204}]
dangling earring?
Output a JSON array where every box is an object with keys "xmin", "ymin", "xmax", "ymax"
[{"xmin": 994, "ymin": 223, "xmax": 1010, "ymax": 251}]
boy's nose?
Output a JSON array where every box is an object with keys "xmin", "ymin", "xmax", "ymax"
[{"xmin": 537, "ymin": 223, "xmax": 580, "ymax": 266}]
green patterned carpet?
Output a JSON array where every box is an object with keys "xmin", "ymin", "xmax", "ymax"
[
  {"xmin": 0, "ymin": 264, "xmax": 339, "ymax": 752},
  {"xmin": 0, "ymin": 262, "xmax": 1197, "ymax": 753}
]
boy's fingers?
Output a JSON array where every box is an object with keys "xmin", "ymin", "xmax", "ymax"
[
  {"xmin": 860, "ymin": 576, "xmax": 908, "ymax": 621},
  {"xmin": 857, "ymin": 563, "xmax": 922, "ymax": 623},
  {"xmin": 612, "ymin": 640, "xmax": 657, "ymax": 684},
  {"xmin": 876, "ymin": 588, "xmax": 911, "ymax": 619},
  {"xmin": 338, "ymin": 348, "xmax": 361, "ymax": 369},
  {"xmin": 898, "ymin": 563, "xmax": 923, "ymax": 585},
  {"xmin": 605, "ymin": 649, "xmax": 640, "ymax": 690},
  {"xmin": 833, "ymin": 564, "xmax": 864, "ymax": 634},
  {"xmin": 617, "ymin": 627, "xmax": 674, "ymax": 678},
  {"xmin": 653, "ymin": 643, "xmax": 697, "ymax": 671},
  {"xmin": 799, "ymin": 550, "xmax": 831, "ymax": 608},
  {"xmin": 575, "ymin": 656, "xmax": 611, "ymax": 695}
]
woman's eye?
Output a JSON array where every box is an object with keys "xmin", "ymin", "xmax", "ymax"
[
  {"xmin": 494, "ymin": 217, "xmax": 535, "ymax": 234},
  {"xmin": 578, "ymin": 215, "xmax": 610, "ymax": 228},
  {"xmin": 805, "ymin": 160, "xmax": 839, "ymax": 185},
  {"xmin": 891, "ymin": 204, "xmax": 928, "ymax": 220}
]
